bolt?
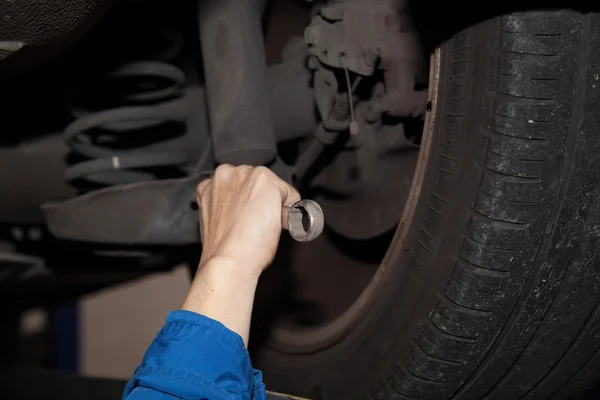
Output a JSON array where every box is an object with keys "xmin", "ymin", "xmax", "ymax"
[
  {"xmin": 304, "ymin": 26, "xmax": 320, "ymax": 46},
  {"xmin": 366, "ymin": 101, "xmax": 382, "ymax": 122},
  {"xmin": 332, "ymin": 96, "xmax": 350, "ymax": 121},
  {"xmin": 307, "ymin": 55, "xmax": 320, "ymax": 70},
  {"xmin": 372, "ymin": 82, "xmax": 386, "ymax": 98},
  {"xmin": 362, "ymin": 47, "xmax": 380, "ymax": 67},
  {"xmin": 28, "ymin": 228, "xmax": 42, "ymax": 241},
  {"xmin": 320, "ymin": 5, "xmax": 344, "ymax": 21},
  {"xmin": 11, "ymin": 227, "xmax": 23, "ymax": 241},
  {"xmin": 381, "ymin": 90, "xmax": 424, "ymax": 117}
]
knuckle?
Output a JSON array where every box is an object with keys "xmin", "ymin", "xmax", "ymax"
[
  {"xmin": 251, "ymin": 166, "xmax": 272, "ymax": 183},
  {"xmin": 253, "ymin": 165, "xmax": 271, "ymax": 176},
  {"xmin": 248, "ymin": 167, "xmax": 280, "ymax": 196},
  {"xmin": 196, "ymin": 180, "xmax": 209, "ymax": 194},
  {"xmin": 289, "ymin": 185, "xmax": 301, "ymax": 200},
  {"xmin": 196, "ymin": 182, "xmax": 203, "ymax": 193},
  {"xmin": 216, "ymin": 163, "xmax": 233, "ymax": 173},
  {"xmin": 250, "ymin": 166, "xmax": 269, "ymax": 182},
  {"xmin": 214, "ymin": 164, "xmax": 234, "ymax": 179},
  {"xmin": 237, "ymin": 165, "xmax": 254, "ymax": 178}
]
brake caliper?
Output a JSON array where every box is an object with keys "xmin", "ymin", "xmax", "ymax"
[{"xmin": 301, "ymin": 0, "xmax": 428, "ymax": 240}]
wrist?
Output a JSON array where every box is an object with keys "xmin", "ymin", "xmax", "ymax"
[
  {"xmin": 183, "ymin": 255, "xmax": 261, "ymax": 346},
  {"xmin": 198, "ymin": 255, "xmax": 263, "ymax": 281}
]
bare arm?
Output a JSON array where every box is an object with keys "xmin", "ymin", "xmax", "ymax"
[{"xmin": 181, "ymin": 165, "xmax": 300, "ymax": 346}]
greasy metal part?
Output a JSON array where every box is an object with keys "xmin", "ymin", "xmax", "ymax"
[
  {"xmin": 198, "ymin": 0, "xmax": 277, "ymax": 166},
  {"xmin": 314, "ymin": 97, "xmax": 419, "ymax": 240},
  {"xmin": 282, "ymin": 200, "xmax": 324, "ymax": 242},
  {"xmin": 314, "ymin": 100, "xmax": 419, "ymax": 238},
  {"xmin": 268, "ymin": 49, "xmax": 441, "ymax": 355},
  {"xmin": 38, "ymin": 0, "xmax": 427, "ymax": 246},
  {"xmin": 298, "ymin": 0, "xmax": 427, "ymax": 239},
  {"xmin": 305, "ymin": 0, "xmax": 416, "ymax": 76},
  {"xmin": 305, "ymin": 0, "xmax": 426, "ymax": 120},
  {"xmin": 316, "ymin": 143, "xmax": 419, "ymax": 239},
  {"xmin": 293, "ymin": 103, "xmax": 369, "ymax": 190},
  {"xmin": 43, "ymin": 175, "xmax": 208, "ymax": 245},
  {"xmin": 380, "ymin": 64, "xmax": 428, "ymax": 117},
  {"xmin": 21, "ymin": 59, "xmax": 312, "ymax": 232},
  {"xmin": 43, "ymin": 0, "xmax": 426, "ymax": 244},
  {"xmin": 304, "ymin": 19, "xmax": 379, "ymax": 77},
  {"xmin": 43, "ymin": 176, "xmax": 325, "ymax": 246},
  {"xmin": 313, "ymin": 68, "xmax": 338, "ymax": 121},
  {"xmin": 64, "ymin": 106, "xmax": 189, "ymax": 186},
  {"xmin": 64, "ymin": 33, "xmax": 193, "ymax": 189},
  {"xmin": 267, "ymin": 59, "xmax": 318, "ymax": 143},
  {"xmin": 0, "ymin": 0, "xmax": 112, "ymax": 73},
  {"xmin": 293, "ymin": 138, "xmax": 327, "ymax": 185}
]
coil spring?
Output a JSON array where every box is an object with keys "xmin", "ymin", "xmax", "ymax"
[{"xmin": 64, "ymin": 32, "xmax": 189, "ymax": 188}]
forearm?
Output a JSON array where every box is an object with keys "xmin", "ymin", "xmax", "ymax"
[{"xmin": 180, "ymin": 257, "xmax": 260, "ymax": 347}]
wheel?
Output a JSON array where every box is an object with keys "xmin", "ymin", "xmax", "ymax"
[{"xmin": 255, "ymin": 9, "xmax": 600, "ymax": 399}]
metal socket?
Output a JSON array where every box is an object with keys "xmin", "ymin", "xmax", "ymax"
[{"xmin": 282, "ymin": 199, "xmax": 324, "ymax": 242}]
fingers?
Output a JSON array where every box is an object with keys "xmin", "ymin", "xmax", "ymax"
[
  {"xmin": 196, "ymin": 179, "xmax": 211, "ymax": 216},
  {"xmin": 265, "ymin": 171, "xmax": 300, "ymax": 207},
  {"xmin": 197, "ymin": 165, "xmax": 300, "ymax": 206},
  {"xmin": 196, "ymin": 179, "xmax": 210, "ymax": 197},
  {"xmin": 213, "ymin": 163, "xmax": 235, "ymax": 180},
  {"xmin": 276, "ymin": 178, "xmax": 301, "ymax": 207},
  {"xmin": 197, "ymin": 164, "xmax": 238, "ymax": 198},
  {"xmin": 251, "ymin": 166, "xmax": 300, "ymax": 206}
]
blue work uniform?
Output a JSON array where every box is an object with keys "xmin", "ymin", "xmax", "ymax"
[{"xmin": 123, "ymin": 310, "xmax": 266, "ymax": 400}]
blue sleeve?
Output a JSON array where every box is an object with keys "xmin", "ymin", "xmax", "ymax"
[{"xmin": 123, "ymin": 310, "xmax": 266, "ymax": 400}]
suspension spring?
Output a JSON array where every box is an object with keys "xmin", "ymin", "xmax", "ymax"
[{"xmin": 64, "ymin": 32, "xmax": 189, "ymax": 189}]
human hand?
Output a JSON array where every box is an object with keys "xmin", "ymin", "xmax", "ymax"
[{"xmin": 196, "ymin": 164, "xmax": 301, "ymax": 276}]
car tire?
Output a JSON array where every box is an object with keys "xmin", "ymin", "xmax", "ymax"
[{"xmin": 257, "ymin": 9, "xmax": 600, "ymax": 400}]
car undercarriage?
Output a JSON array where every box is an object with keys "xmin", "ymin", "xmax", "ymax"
[{"xmin": 2, "ymin": 0, "xmax": 600, "ymax": 399}]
